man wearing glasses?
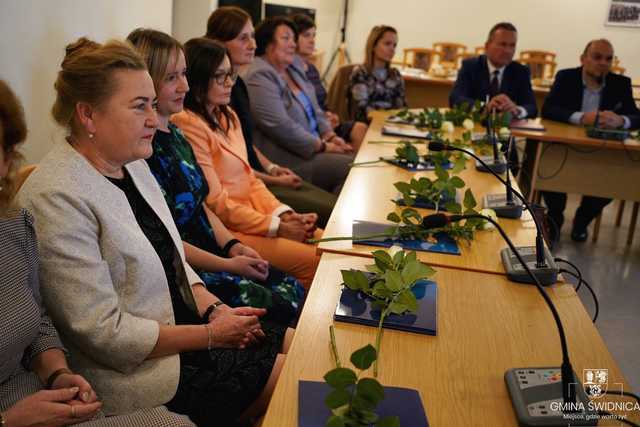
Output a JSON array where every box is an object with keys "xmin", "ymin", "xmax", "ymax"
[{"xmin": 541, "ymin": 39, "xmax": 640, "ymax": 242}]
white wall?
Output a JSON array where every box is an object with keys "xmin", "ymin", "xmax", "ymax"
[
  {"xmin": 173, "ymin": 0, "xmax": 342, "ymax": 72},
  {"xmin": 345, "ymin": 0, "xmax": 640, "ymax": 78},
  {"xmin": 0, "ymin": 0, "xmax": 172, "ymax": 164}
]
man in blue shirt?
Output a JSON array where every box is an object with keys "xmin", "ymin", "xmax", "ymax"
[{"xmin": 541, "ymin": 39, "xmax": 640, "ymax": 242}]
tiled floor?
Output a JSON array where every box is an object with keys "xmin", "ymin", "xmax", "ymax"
[{"xmin": 551, "ymin": 195, "xmax": 639, "ymax": 393}]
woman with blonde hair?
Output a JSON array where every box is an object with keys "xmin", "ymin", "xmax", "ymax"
[
  {"xmin": 18, "ymin": 38, "xmax": 291, "ymax": 426},
  {"xmin": 1, "ymin": 79, "xmax": 194, "ymax": 426},
  {"xmin": 127, "ymin": 27, "xmax": 304, "ymax": 326},
  {"xmin": 349, "ymin": 25, "xmax": 407, "ymax": 122}
]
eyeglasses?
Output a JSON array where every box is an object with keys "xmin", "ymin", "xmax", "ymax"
[{"xmin": 212, "ymin": 70, "xmax": 238, "ymax": 85}]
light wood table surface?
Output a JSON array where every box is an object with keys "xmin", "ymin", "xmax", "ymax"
[
  {"xmin": 318, "ymin": 111, "xmax": 541, "ymax": 276},
  {"xmin": 511, "ymin": 119, "xmax": 640, "ymax": 203},
  {"xmin": 401, "ymin": 71, "xmax": 549, "ymax": 112},
  {"xmin": 262, "ymin": 254, "xmax": 637, "ymax": 427}
]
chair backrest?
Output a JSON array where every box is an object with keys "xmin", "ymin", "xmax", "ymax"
[
  {"xmin": 14, "ymin": 164, "xmax": 37, "ymax": 196},
  {"xmin": 433, "ymin": 42, "xmax": 467, "ymax": 69},
  {"xmin": 402, "ymin": 48, "xmax": 435, "ymax": 72},
  {"xmin": 612, "ymin": 56, "xmax": 626, "ymax": 75},
  {"xmin": 520, "ymin": 50, "xmax": 557, "ymax": 80},
  {"xmin": 519, "ymin": 50, "xmax": 556, "ymax": 62},
  {"xmin": 327, "ymin": 63, "xmax": 357, "ymax": 122},
  {"xmin": 520, "ymin": 58, "xmax": 556, "ymax": 80}
]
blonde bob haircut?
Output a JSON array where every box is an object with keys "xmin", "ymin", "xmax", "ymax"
[{"xmin": 127, "ymin": 28, "xmax": 184, "ymax": 94}]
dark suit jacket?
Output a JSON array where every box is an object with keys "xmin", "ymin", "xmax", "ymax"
[
  {"xmin": 449, "ymin": 55, "xmax": 538, "ymax": 118},
  {"xmin": 541, "ymin": 66, "xmax": 640, "ymax": 129}
]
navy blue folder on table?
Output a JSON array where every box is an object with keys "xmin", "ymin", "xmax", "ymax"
[
  {"xmin": 382, "ymin": 157, "xmax": 453, "ymax": 171},
  {"xmin": 298, "ymin": 380, "xmax": 429, "ymax": 427},
  {"xmin": 352, "ymin": 220, "xmax": 460, "ymax": 255},
  {"xmin": 395, "ymin": 190, "xmax": 460, "ymax": 210},
  {"xmin": 335, "ymin": 277, "xmax": 437, "ymax": 335}
]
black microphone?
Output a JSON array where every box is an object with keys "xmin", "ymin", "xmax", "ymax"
[
  {"xmin": 476, "ymin": 108, "xmax": 507, "ymax": 174},
  {"xmin": 429, "ymin": 141, "xmax": 558, "ymax": 286},
  {"xmin": 420, "ymin": 212, "xmax": 465, "ymax": 229},
  {"xmin": 422, "ymin": 213, "xmax": 594, "ymax": 424}
]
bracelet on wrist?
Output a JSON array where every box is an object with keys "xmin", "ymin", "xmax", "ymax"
[
  {"xmin": 265, "ymin": 163, "xmax": 279, "ymax": 175},
  {"xmin": 46, "ymin": 368, "xmax": 73, "ymax": 389},
  {"xmin": 203, "ymin": 323, "xmax": 213, "ymax": 351},
  {"xmin": 221, "ymin": 238, "xmax": 242, "ymax": 257},
  {"xmin": 202, "ymin": 300, "xmax": 225, "ymax": 323}
]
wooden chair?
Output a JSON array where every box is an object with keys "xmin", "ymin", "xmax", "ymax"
[
  {"xmin": 612, "ymin": 56, "xmax": 626, "ymax": 75},
  {"xmin": 592, "ymin": 200, "xmax": 638, "ymax": 246},
  {"xmin": 402, "ymin": 48, "xmax": 435, "ymax": 72},
  {"xmin": 519, "ymin": 50, "xmax": 557, "ymax": 80},
  {"xmin": 519, "ymin": 50, "xmax": 556, "ymax": 62},
  {"xmin": 432, "ymin": 42, "xmax": 467, "ymax": 69},
  {"xmin": 327, "ymin": 64, "xmax": 357, "ymax": 122},
  {"xmin": 523, "ymin": 59, "xmax": 557, "ymax": 80},
  {"xmin": 475, "ymin": 46, "xmax": 486, "ymax": 55}
]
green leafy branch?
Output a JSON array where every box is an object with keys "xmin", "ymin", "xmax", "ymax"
[
  {"xmin": 387, "ymin": 189, "xmax": 485, "ymax": 243},
  {"xmin": 325, "ymin": 250, "xmax": 436, "ymax": 427},
  {"xmin": 393, "ymin": 162, "xmax": 466, "ymax": 212}
]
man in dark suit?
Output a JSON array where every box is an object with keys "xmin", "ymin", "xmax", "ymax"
[
  {"xmin": 541, "ymin": 39, "xmax": 640, "ymax": 242},
  {"xmin": 449, "ymin": 22, "xmax": 537, "ymax": 119}
]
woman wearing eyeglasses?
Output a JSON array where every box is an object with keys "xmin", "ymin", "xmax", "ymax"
[{"xmin": 172, "ymin": 37, "xmax": 321, "ymax": 289}]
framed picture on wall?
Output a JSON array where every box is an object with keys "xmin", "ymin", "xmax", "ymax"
[{"xmin": 606, "ymin": 0, "xmax": 640, "ymax": 27}]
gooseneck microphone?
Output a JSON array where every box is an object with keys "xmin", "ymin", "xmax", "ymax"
[
  {"xmin": 476, "ymin": 107, "xmax": 507, "ymax": 174},
  {"xmin": 422, "ymin": 213, "xmax": 594, "ymax": 426},
  {"xmin": 483, "ymin": 136, "xmax": 523, "ymax": 219},
  {"xmin": 429, "ymin": 141, "xmax": 558, "ymax": 286}
]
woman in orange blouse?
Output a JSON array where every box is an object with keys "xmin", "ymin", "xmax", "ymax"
[{"xmin": 173, "ymin": 37, "xmax": 320, "ymax": 287}]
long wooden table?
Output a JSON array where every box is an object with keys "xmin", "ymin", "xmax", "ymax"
[
  {"xmin": 402, "ymin": 71, "xmax": 550, "ymax": 112},
  {"xmin": 318, "ymin": 111, "xmax": 541, "ymax": 276},
  {"xmin": 511, "ymin": 119, "xmax": 640, "ymax": 203},
  {"xmin": 261, "ymin": 254, "xmax": 637, "ymax": 427}
]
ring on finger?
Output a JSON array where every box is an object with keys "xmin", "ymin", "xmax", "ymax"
[{"xmin": 70, "ymin": 405, "xmax": 77, "ymax": 418}]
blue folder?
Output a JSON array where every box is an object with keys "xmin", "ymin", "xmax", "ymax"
[
  {"xmin": 298, "ymin": 380, "xmax": 429, "ymax": 427},
  {"xmin": 395, "ymin": 190, "xmax": 460, "ymax": 210},
  {"xmin": 353, "ymin": 220, "xmax": 460, "ymax": 255},
  {"xmin": 335, "ymin": 277, "xmax": 437, "ymax": 336}
]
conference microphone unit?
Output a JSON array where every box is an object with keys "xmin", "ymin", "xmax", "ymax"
[
  {"xmin": 482, "ymin": 135, "xmax": 523, "ymax": 219},
  {"xmin": 429, "ymin": 141, "xmax": 558, "ymax": 286},
  {"xmin": 422, "ymin": 213, "xmax": 595, "ymax": 427},
  {"xmin": 476, "ymin": 108, "xmax": 507, "ymax": 174}
]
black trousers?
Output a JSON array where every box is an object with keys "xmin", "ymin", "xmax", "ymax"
[{"xmin": 541, "ymin": 191, "xmax": 612, "ymax": 231}]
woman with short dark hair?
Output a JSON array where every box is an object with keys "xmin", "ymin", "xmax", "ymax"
[{"xmin": 243, "ymin": 16, "xmax": 354, "ymax": 194}]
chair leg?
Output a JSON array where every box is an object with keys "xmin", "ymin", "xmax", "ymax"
[
  {"xmin": 615, "ymin": 200, "xmax": 625, "ymax": 227},
  {"xmin": 627, "ymin": 202, "xmax": 639, "ymax": 246},
  {"xmin": 592, "ymin": 214, "xmax": 602, "ymax": 243}
]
